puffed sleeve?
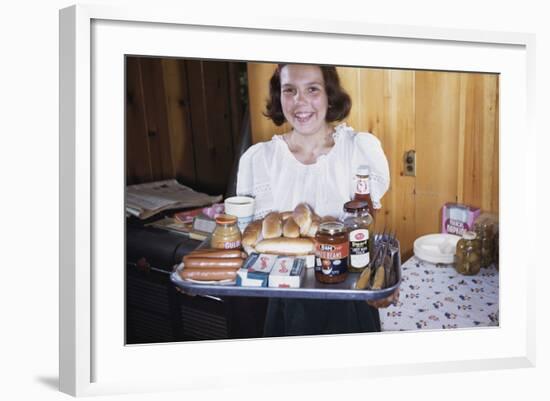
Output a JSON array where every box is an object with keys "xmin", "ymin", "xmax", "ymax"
[
  {"xmin": 351, "ymin": 133, "xmax": 390, "ymax": 209},
  {"xmin": 236, "ymin": 146, "xmax": 255, "ymax": 197},
  {"xmin": 236, "ymin": 141, "xmax": 275, "ymax": 219}
]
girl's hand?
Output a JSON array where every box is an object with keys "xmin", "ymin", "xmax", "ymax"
[{"xmin": 367, "ymin": 288, "xmax": 399, "ymax": 309}]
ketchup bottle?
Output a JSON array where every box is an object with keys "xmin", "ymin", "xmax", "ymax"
[{"xmin": 354, "ymin": 165, "xmax": 375, "ymax": 216}]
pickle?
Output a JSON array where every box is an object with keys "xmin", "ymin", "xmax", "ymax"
[
  {"xmin": 356, "ymin": 266, "xmax": 372, "ymax": 290},
  {"xmin": 463, "ymin": 262, "xmax": 471, "ymax": 274},
  {"xmin": 371, "ymin": 265, "xmax": 385, "ymax": 290}
]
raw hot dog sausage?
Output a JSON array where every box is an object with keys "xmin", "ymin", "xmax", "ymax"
[
  {"xmin": 179, "ymin": 268, "xmax": 238, "ymax": 281},
  {"xmin": 182, "ymin": 257, "xmax": 244, "ymax": 269},
  {"xmin": 184, "ymin": 249, "xmax": 246, "ymax": 260}
]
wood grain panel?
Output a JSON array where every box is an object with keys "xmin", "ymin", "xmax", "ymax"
[
  {"xmin": 336, "ymin": 66, "xmax": 361, "ymax": 129},
  {"xmin": 460, "ymin": 73, "xmax": 499, "ymax": 214},
  {"xmin": 139, "ymin": 58, "xmax": 175, "ymax": 181},
  {"xmin": 186, "ymin": 60, "xmax": 235, "ymax": 195},
  {"xmin": 227, "ymin": 63, "xmax": 244, "ymax": 152},
  {"xmin": 161, "ymin": 59, "xmax": 196, "ymax": 186},
  {"xmin": 415, "ymin": 71, "xmax": 461, "ymax": 238},
  {"xmin": 491, "ymin": 78, "xmax": 500, "ymax": 214},
  {"xmin": 247, "ymin": 63, "xmax": 289, "ymax": 144},
  {"xmin": 357, "ymin": 68, "xmax": 385, "ymax": 137},
  {"xmin": 126, "ymin": 57, "xmax": 153, "ymax": 184},
  {"xmin": 384, "ymin": 70, "xmax": 416, "ymax": 259},
  {"xmin": 356, "ymin": 68, "xmax": 388, "ymax": 232}
]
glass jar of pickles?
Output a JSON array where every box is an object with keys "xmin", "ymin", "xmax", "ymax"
[
  {"xmin": 210, "ymin": 214, "xmax": 242, "ymax": 249},
  {"xmin": 455, "ymin": 231, "xmax": 481, "ymax": 275},
  {"xmin": 474, "ymin": 215, "xmax": 497, "ymax": 268}
]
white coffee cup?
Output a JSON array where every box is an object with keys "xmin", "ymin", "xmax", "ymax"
[{"xmin": 224, "ymin": 196, "xmax": 255, "ymax": 232}]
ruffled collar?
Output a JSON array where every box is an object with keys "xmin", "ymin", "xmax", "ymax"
[
  {"xmin": 332, "ymin": 122, "xmax": 355, "ymax": 140},
  {"xmin": 272, "ymin": 122, "xmax": 354, "ymax": 143},
  {"xmin": 272, "ymin": 123, "xmax": 354, "ymax": 167}
]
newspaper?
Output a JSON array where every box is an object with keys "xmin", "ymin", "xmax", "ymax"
[{"xmin": 126, "ymin": 179, "xmax": 222, "ymax": 220}]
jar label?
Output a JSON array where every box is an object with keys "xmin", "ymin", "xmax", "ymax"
[
  {"xmin": 349, "ymin": 229, "xmax": 370, "ymax": 267},
  {"xmin": 355, "ymin": 177, "xmax": 370, "ymax": 195},
  {"xmin": 315, "ymin": 242, "xmax": 349, "ymax": 276},
  {"xmin": 223, "ymin": 240, "xmax": 241, "ymax": 249}
]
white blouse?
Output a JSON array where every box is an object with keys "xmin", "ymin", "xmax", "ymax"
[{"xmin": 236, "ymin": 123, "xmax": 390, "ymax": 220}]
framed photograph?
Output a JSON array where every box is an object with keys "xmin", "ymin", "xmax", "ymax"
[{"xmin": 59, "ymin": 4, "xmax": 535, "ymax": 397}]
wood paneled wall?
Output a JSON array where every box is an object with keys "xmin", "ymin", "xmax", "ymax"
[
  {"xmin": 126, "ymin": 57, "xmax": 245, "ymax": 196},
  {"xmin": 247, "ymin": 63, "xmax": 499, "ymax": 258}
]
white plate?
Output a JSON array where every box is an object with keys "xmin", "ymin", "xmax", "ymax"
[{"xmin": 413, "ymin": 233, "xmax": 461, "ymax": 264}]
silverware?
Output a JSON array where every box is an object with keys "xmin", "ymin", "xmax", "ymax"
[{"xmin": 370, "ymin": 229, "xmax": 400, "ymax": 289}]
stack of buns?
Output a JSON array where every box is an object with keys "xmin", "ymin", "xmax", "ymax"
[{"xmin": 242, "ymin": 203, "xmax": 331, "ymax": 256}]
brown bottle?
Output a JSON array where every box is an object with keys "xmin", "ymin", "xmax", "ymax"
[
  {"xmin": 342, "ymin": 200, "xmax": 373, "ymax": 272},
  {"xmin": 354, "ymin": 165, "xmax": 374, "ymax": 217}
]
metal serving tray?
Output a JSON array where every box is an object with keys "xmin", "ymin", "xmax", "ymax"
[{"xmin": 170, "ymin": 235, "xmax": 401, "ymax": 301}]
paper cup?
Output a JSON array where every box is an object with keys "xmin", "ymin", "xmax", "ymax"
[{"xmin": 224, "ymin": 196, "xmax": 255, "ymax": 232}]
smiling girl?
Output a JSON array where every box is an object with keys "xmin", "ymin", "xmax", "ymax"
[{"xmin": 237, "ymin": 64, "xmax": 396, "ymax": 336}]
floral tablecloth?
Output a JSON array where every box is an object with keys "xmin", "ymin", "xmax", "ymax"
[{"xmin": 380, "ymin": 256, "xmax": 499, "ymax": 331}]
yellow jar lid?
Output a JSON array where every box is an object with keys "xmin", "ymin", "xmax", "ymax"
[{"xmin": 215, "ymin": 214, "xmax": 237, "ymax": 225}]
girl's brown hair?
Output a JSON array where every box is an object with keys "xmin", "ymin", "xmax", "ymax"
[{"xmin": 264, "ymin": 64, "xmax": 352, "ymax": 126}]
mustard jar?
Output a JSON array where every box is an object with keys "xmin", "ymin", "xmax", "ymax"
[
  {"xmin": 455, "ymin": 231, "xmax": 481, "ymax": 275},
  {"xmin": 210, "ymin": 214, "xmax": 242, "ymax": 249}
]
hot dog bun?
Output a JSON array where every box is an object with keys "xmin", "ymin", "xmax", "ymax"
[
  {"xmin": 242, "ymin": 219, "xmax": 263, "ymax": 247},
  {"xmin": 280, "ymin": 211, "xmax": 293, "ymax": 221},
  {"xmin": 255, "ymin": 237, "xmax": 315, "ymax": 255},
  {"xmin": 306, "ymin": 215, "xmax": 321, "ymax": 238},
  {"xmin": 282, "ymin": 217, "xmax": 300, "ymax": 238},
  {"xmin": 292, "ymin": 203, "xmax": 313, "ymax": 236},
  {"xmin": 262, "ymin": 212, "xmax": 282, "ymax": 239}
]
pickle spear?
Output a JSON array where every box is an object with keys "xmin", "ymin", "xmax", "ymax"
[
  {"xmin": 355, "ymin": 266, "xmax": 373, "ymax": 290},
  {"xmin": 371, "ymin": 264, "xmax": 385, "ymax": 290}
]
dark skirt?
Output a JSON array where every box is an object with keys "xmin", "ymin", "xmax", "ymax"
[{"xmin": 263, "ymin": 298, "xmax": 381, "ymax": 337}]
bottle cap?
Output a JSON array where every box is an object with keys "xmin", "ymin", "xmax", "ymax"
[
  {"xmin": 343, "ymin": 200, "xmax": 369, "ymax": 212},
  {"xmin": 357, "ymin": 165, "xmax": 370, "ymax": 176},
  {"xmin": 319, "ymin": 221, "xmax": 345, "ymax": 235}
]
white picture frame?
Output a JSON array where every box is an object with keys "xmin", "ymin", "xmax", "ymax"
[{"xmin": 59, "ymin": 3, "xmax": 536, "ymax": 397}]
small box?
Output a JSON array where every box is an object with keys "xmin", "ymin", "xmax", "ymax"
[
  {"xmin": 304, "ymin": 254, "xmax": 315, "ymax": 268},
  {"xmin": 236, "ymin": 253, "xmax": 278, "ymax": 287},
  {"xmin": 441, "ymin": 203, "xmax": 481, "ymax": 236},
  {"xmin": 236, "ymin": 269, "xmax": 267, "ymax": 287},
  {"xmin": 268, "ymin": 256, "xmax": 306, "ymax": 288},
  {"xmin": 192, "ymin": 214, "xmax": 217, "ymax": 234}
]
